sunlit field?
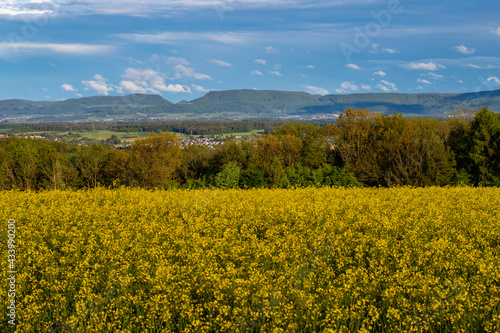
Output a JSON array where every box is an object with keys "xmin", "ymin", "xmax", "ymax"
[{"xmin": 1, "ymin": 187, "xmax": 500, "ymax": 332}]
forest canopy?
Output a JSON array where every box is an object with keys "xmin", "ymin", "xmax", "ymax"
[{"xmin": 0, "ymin": 107, "xmax": 498, "ymax": 190}]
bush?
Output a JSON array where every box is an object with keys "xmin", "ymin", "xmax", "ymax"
[{"xmin": 215, "ymin": 162, "xmax": 240, "ymax": 189}]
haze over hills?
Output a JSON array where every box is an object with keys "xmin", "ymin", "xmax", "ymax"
[{"xmin": 1, "ymin": 89, "xmax": 499, "ymax": 122}]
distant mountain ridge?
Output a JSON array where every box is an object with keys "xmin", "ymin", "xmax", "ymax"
[{"xmin": 1, "ymin": 89, "xmax": 499, "ymax": 122}]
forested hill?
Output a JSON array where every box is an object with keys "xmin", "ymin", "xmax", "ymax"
[{"xmin": 1, "ymin": 89, "xmax": 500, "ymax": 122}]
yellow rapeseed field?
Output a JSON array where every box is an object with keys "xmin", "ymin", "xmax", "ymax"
[{"xmin": 1, "ymin": 187, "xmax": 500, "ymax": 332}]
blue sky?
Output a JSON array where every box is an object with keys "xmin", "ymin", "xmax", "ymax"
[{"xmin": 1, "ymin": 0, "xmax": 500, "ymax": 103}]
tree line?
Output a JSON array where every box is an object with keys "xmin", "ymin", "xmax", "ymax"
[
  {"xmin": 0, "ymin": 107, "xmax": 498, "ymax": 190},
  {"xmin": 0, "ymin": 120, "xmax": 282, "ymax": 137}
]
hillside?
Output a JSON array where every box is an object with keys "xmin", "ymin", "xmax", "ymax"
[{"xmin": 1, "ymin": 89, "xmax": 499, "ymax": 122}]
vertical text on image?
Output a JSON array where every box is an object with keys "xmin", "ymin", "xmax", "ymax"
[{"xmin": 7, "ymin": 219, "xmax": 17, "ymax": 326}]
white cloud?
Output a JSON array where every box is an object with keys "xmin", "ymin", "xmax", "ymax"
[
  {"xmin": 163, "ymin": 84, "xmax": 192, "ymax": 93},
  {"xmin": 120, "ymin": 67, "xmax": 192, "ymax": 94},
  {"xmin": 1, "ymin": 0, "xmax": 354, "ymax": 18},
  {"xmin": 119, "ymin": 81, "xmax": 150, "ymax": 94},
  {"xmin": 82, "ymin": 74, "xmax": 114, "ymax": 96},
  {"xmin": 191, "ymin": 84, "xmax": 209, "ymax": 92},
  {"xmin": 175, "ymin": 65, "xmax": 212, "ymax": 80},
  {"xmin": 463, "ymin": 63, "xmax": 481, "ymax": 69},
  {"xmin": 492, "ymin": 28, "xmax": 500, "ymax": 36},
  {"xmin": 346, "ymin": 63, "xmax": 361, "ymax": 70},
  {"xmin": 487, "ymin": 77, "xmax": 500, "ymax": 85},
  {"xmin": 369, "ymin": 43, "xmax": 379, "ymax": 54},
  {"xmin": 306, "ymin": 65, "xmax": 314, "ymax": 69},
  {"xmin": 274, "ymin": 64, "xmax": 282, "ymax": 70},
  {"xmin": 269, "ymin": 71, "xmax": 282, "ymax": 76},
  {"xmin": 121, "ymin": 68, "xmax": 162, "ymax": 92},
  {"xmin": 452, "ymin": 45, "xmax": 475, "ymax": 54},
  {"xmin": 0, "ymin": 42, "xmax": 113, "ymax": 56},
  {"xmin": 376, "ymin": 80, "xmax": 397, "ymax": 92},
  {"xmin": 335, "ymin": 81, "xmax": 359, "ymax": 93},
  {"xmin": 60, "ymin": 84, "xmax": 77, "ymax": 92},
  {"xmin": 251, "ymin": 70, "xmax": 263, "ymax": 76},
  {"xmin": 121, "ymin": 31, "xmax": 253, "ymax": 45},
  {"xmin": 417, "ymin": 78, "xmax": 431, "ymax": 85},
  {"xmin": 303, "ymin": 85, "xmax": 329, "ymax": 95},
  {"xmin": 150, "ymin": 54, "xmax": 162, "ymax": 62},
  {"xmin": 428, "ymin": 72, "xmax": 445, "ymax": 80},
  {"xmin": 118, "ymin": 26, "xmax": 378, "ymax": 48},
  {"xmin": 265, "ymin": 46, "xmax": 279, "ymax": 54},
  {"xmin": 369, "ymin": 44, "xmax": 396, "ymax": 54},
  {"xmin": 403, "ymin": 62, "xmax": 445, "ymax": 71},
  {"xmin": 166, "ymin": 56, "xmax": 190, "ymax": 65},
  {"xmin": 0, "ymin": 8, "xmax": 51, "ymax": 16},
  {"xmin": 341, "ymin": 81, "xmax": 359, "ymax": 91},
  {"xmin": 254, "ymin": 59, "xmax": 267, "ymax": 65},
  {"xmin": 373, "ymin": 71, "xmax": 387, "ymax": 77},
  {"xmin": 361, "ymin": 84, "xmax": 371, "ymax": 90},
  {"xmin": 210, "ymin": 59, "xmax": 233, "ymax": 67},
  {"xmin": 0, "ymin": 1, "xmax": 53, "ymax": 17},
  {"xmin": 1, "ymin": 0, "xmax": 367, "ymax": 19},
  {"xmin": 125, "ymin": 57, "xmax": 144, "ymax": 65}
]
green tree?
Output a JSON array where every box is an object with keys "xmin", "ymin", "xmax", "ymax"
[
  {"xmin": 210, "ymin": 140, "xmax": 251, "ymax": 174},
  {"xmin": 285, "ymin": 164, "xmax": 315, "ymax": 187},
  {"xmin": 448, "ymin": 107, "xmax": 500, "ymax": 186},
  {"xmin": 468, "ymin": 107, "xmax": 500, "ymax": 184},
  {"xmin": 382, "ymin": 116, "xmax": 455, "ymax": 186},
  {"xmin": 320, "ymin": 164, "xmax": 363, "ymax": 188},
  {"xmin": 100, "ymin": 148, "xmax": 132, "ymax": 188},
  {"xmin": 334, "ymin": 108, "xmax": 385, "ymax": 185},
  {"xmin": 239, "ymin": 168, "xmax": 265, "ymax": 188},
  {"xmin": 37, "ymin": 142, "xmax": 65, "ymax": 190},
  {"xmin": 254, "ymin": 134, "xmax": 283, "ymax": 172},
  {"xmin": 130, "ymin": 133, "xmax": 181, "ymax": 188},
  {"xmin": 1, "ymin": 138, "xmax": 40, "ymax": 190},
  {"xmin": 73, "ymin": 144, "xmax": 110, "ymax": 188},
  {"xmin": 179, "ymin": 144, "xmax": 213, "ymax": 183},
  {"xmin": 268, "ymin": 156, "xmax": 288, "ymax": 188},
  {"xmin": 0, "ymin": 146, "xmax": 10, "ymax": 190},
  {"xmin": 215, "ymin": 162, "xmax": 241, "ymax": 189},
  {"xmin": 274, "ymin": 122, "xmax": 327, "ymax": 168},
  {"xmin": 279, "ymin": 134, "xmax": 303, "ymax": 168}
]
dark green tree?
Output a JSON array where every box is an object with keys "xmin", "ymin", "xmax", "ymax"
[{"xmin": 215, "ymin": 162, "xmax": 241, "ymax": 189}]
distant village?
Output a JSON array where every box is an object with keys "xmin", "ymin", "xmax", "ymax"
[
  {"xmin": 115, "ymin": 137, "xmax": 227, "ymax": 150},
  {"xmin": 2, "ymin": 131, "xmax": 257, "ymax": 149}
]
